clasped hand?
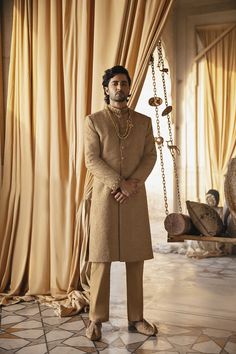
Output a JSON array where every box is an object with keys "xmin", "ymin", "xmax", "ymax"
[{"xmin": 111, "ymin": 178, "xmax": 139, "ymax": 204}]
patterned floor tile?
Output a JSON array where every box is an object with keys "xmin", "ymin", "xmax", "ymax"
[
  {"xmin": 0, "ymin": 348, "xmax": 9, "ymax": 354},
  {"xmin": 94, "ymin": 340, "xmax": 108, "ymax": 351},
  {"xmin": 0, "ymin": 310, "xmax": 8, "ymax": 319},
  {"xmin": 0, "ymin": 337, "xmax": 30, "ymax": 350},
  {"xmin": 77, "ymin": 327, "xmax": 87, "ymax": 336},
  {"xmin": 0, "ymin": 254, "xmax": 235, "ymax": 353},
  {"xmin": 138, "ymin": 337, "xmax": 174, "ymax": 351},
  {"xmin": 213, "ymin": 337, "xmax": 228, "ymax": 348},
  {"xmin": 168, "ymin": 335, "xmax": 198, "ymax": 346},
  {"xmin": 59, "ymin": 320, "xmax": 85, "ymax": 331},
  {"xmin": 2, "ymin": 315, "xmax": 26, "ymax": 325},
  {"xmin": 100, "ymin": 349, "xmax": 130, "ymax": 354},
  {"xmin": 126, "ymin": 340, "xmax": 148, "ymax": 352},
  {"xmin": 46, "ymin": 329, "xmax": 74, "ymax": 342},
  {"xmin": 202, "ymin": 328, "xmax": 232, "ymax": 338},
  {"xmin": 102, "ymin": 331, "xmax": 121, "ymax": 345},
  {"xmin": 63, "ymin": 335, "xmax": 95, "ymax": 348},
  {"xmin": 119, "ymin": 332, "xmax": 148, "ymax": 345},
  {"xmin": 224, "ymin": 341, "xmax": 236, "ymax": 354},
  {"xmin": 220, "ymin": 350, "xmax": 229, "ymax": 354},
  {"xmin": 42, "ymin": 317, "xmax": 70, "ymax": 326},
  {"xmin": 195, "ymin": 334, "xmax": 210, "ymax": 343},
  {"xmin": 73, "ymin": 346, "xmax": 97, "ymax": 353},
  {"xmin": 109, "ymin": 337, "xmax": 125, "ymax": 348},
  {"xmin": 2, "ymin": 304, "xmax": 26, "ymax": 312},
  {"xmin": 16, "ymin": 343, "xmax": 48, "ymax": 354},
  {"xmin": 49, "ymin": 346, "xmax": 85, "ymax": 353},
  {"xmin": 230, "ymin": 335, "xmax": 236, "ymax": 342},
  {"xmin": 15, "ymin": 306, "xmax": 40, "ymax": 316},
  {"xmin": 136, "ymin": 351, "xmax": 179, "ymax": 354},
  {"xmin": 41, "ymin": 308, "xmax": 56, "ymax": 317},
  {"xmin": 13, "ymin": 320, "xmax": 43, "ymax": 329},
  {"xmin": 47, "ymin": 339, "xmax": 69, "ymax": 351},
  {"xmin": 192, "ymin": 339, "xmax": 222, "ymax": 353},
  {"xmin": 13, "ymin": 329, "xmax": 44, "ymax": 339},
  {"xmin": 159, "ymin": 324, "xmax": 195, "ymax": 336},
  {"xmin": 0, "ymin": 332, "xmax": 18, "ymax": 339}
]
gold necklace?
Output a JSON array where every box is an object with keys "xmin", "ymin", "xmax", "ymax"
[{"xmin": 106, "ymin": 106, "xmax": 134, "ymax": 140}]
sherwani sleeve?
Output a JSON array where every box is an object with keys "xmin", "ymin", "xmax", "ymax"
[
  {"xmin": 130, "ymin": 118, "xmax": 157, "ymax": 184},
  {"xmin": 84, "ymin": 115, "xmax": 122, "ymax": 191}
]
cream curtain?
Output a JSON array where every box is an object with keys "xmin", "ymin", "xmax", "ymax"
[
  {"xmin": 197, "ymin": 25, "xmax": 236, "ymax": 202},
  {"xmin": 0, "ymin": 0, "xmax": 173, "ymax": 314}
]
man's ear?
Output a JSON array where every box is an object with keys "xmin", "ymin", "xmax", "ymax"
[{"xmin": 105, "ymin": 87, "xmax": 109, "ymax": 95}]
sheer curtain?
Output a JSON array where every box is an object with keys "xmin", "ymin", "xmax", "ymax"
[
  {"xmin": 186, "ymin": 24, "xmax": 236, "ymax": 258},
  {"xmin": 197, "ymin": 24, "xmax": 236, "ymax": 202},
  {"xmin": 0, "ymin": 0, "xmax": 173, "ymax": 314}
]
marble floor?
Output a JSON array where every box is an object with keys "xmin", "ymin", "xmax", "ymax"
[{"xmin": 0, "ymin": 250, "xmax": 236, "ymax": 354}]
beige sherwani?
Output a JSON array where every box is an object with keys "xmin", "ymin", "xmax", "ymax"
[{"xmin": 84, "ymin": 106, "xmax": 157, "ymax": 262}]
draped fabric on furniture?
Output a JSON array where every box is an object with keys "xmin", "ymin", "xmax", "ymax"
[
  {"xmin": 197, "ymin": 25, "xmax": 236, "ymax": 202},
  {"xmin": 0, "ymin": 0, "xmax": 173, "ymax": 315}
]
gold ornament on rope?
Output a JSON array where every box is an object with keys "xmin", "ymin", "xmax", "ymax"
[{"xmin": 149, "ymin": 40, "xmax": 182, "ymax": 214}]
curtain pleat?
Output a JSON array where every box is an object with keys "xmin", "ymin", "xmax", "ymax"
[
  {"xmin": 0, "ymin": 14, "xmax": 4, "ymax": 184},
  {"xmin": 0, "ymin": 0, "xmax": 172, "ymax": 314}
]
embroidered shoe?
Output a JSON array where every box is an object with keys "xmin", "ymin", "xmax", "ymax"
[
  {"xmin": 128, "ymin": 319, "xmax": 158, "ymax": 336},
  {"xmin": 86, "ymin": 321, "xmax": 102, "ymax": 341}
]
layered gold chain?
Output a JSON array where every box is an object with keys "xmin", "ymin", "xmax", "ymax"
[{"xmin": 106, "ymin": 106, "xmax": 134, "ymax": 140}]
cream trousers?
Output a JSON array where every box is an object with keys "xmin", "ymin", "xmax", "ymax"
[{"xmin": 89, "ymin": 261, "xmax": 144, "ymax": 322}]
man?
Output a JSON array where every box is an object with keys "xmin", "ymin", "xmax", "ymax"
[{"xmin": 84, "ymin": 65, "xmax": 157, "ymax": 341}]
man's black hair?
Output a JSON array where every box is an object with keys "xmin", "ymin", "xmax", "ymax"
[{"xmin": 102, "ymin": 65, "xmax": 131, "ymax": 104}]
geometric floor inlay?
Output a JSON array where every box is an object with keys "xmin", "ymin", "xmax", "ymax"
[{"xmin": 1, "ymin": 253, "xmax": 236, "ymax": 353}]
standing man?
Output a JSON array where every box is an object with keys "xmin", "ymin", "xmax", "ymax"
[{"xmin": 84, "ymin": 65, "xmax": 157, "ymax": 341}]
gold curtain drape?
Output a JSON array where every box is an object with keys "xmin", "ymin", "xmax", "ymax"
[
  {"xmin": 197, "ymin": 25, "xmax": 236, "ymax": 201},
  {"xmin": 0, "ymin": 13, "xmax": 4, "ymax": 184},
  {"xmin": 0, "ymin": 0, "xmax": 173, "ymax": 314}
]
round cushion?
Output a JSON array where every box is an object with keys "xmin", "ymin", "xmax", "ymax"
[{"xmin": 186, "ymin": 200, "xmax": 223, "ymax": 236}]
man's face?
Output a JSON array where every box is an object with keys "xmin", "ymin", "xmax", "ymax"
[{"xmin": 105, "ymin": 74, "xmax": 130, "ymax": 104}]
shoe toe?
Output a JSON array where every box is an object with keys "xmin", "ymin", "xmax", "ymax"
[
  {"xmin": 128, "ymin": 319, "xmax": 158, "ymax": 336},
  {"xmin": 86, "ymin": 321, "xmax": 102, "ymax": 341}
]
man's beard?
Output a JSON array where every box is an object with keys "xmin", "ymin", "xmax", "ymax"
[{"xmin": 112, "ymin": 92, "xmax": 127, "ymax": 102}]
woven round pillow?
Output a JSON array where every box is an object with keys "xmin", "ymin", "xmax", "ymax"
[
  {"xmin": 224, "ymin": 158, "xmax": 236, "ymax": 221},
  {"xmin": 186, "ymin": 200, "xmax": 223, "ymax": 236}
]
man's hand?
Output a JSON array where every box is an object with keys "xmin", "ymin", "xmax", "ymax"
[
  {"xmin": 120, "ymin": 178, "xmax": 139, "ymax": 197},
  {"xmin": 111, "ymin": 190, "xmax": 128, "ymax": 204},
  {"xmin": 111, "ymin": 179, "xmax": 140, "ymax": 203}
]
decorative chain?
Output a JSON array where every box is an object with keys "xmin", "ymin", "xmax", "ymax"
[
  {"xmin": 150, "ymin": 55, "xmax": 169, "ymax": 216},
  {"xmin": 156, "ymin": 40, "xmax": 182, "ymax": 213}
]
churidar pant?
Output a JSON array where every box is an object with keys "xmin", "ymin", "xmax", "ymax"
[{"xmin": 89, "ymin": 261, "xmax": 144, "ymax": 322}]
